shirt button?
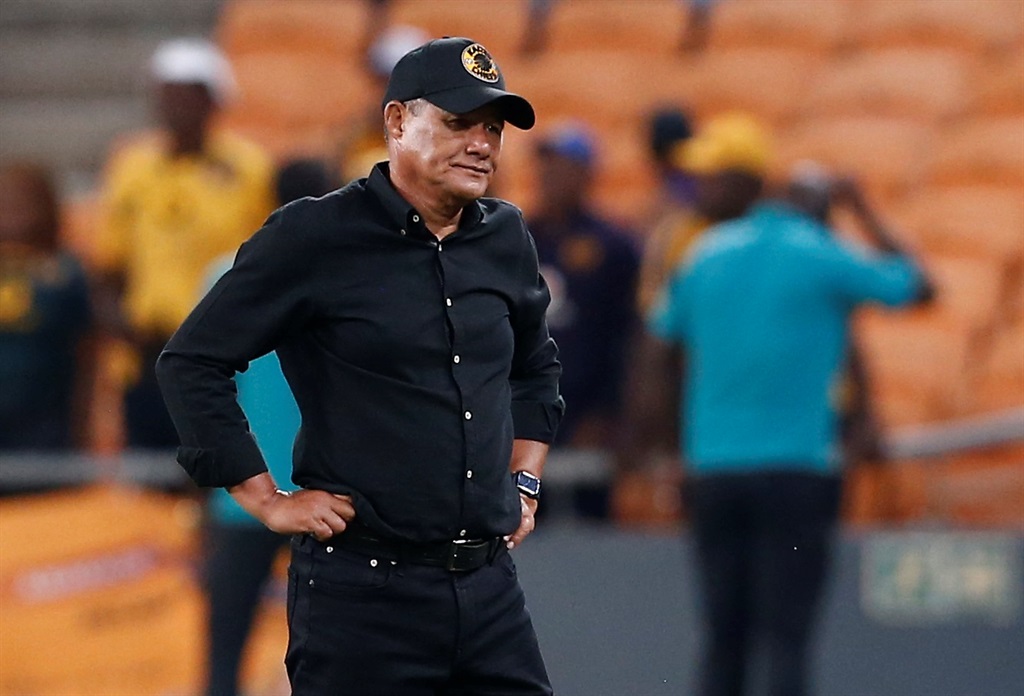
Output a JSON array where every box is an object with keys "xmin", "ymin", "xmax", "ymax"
[
  {"xmin": 326, "ymin": 546, "xmax": 334, "ymax": 553},
  {"xmin": 453, "ymin": 355, "xmax": 461, "ymax": 364},
  {"xmin": 466, "ymin": 470, "xmax": 473, "ymax": 479},
  {"xmin": 370, "ymin": 559, "xmax": 378, "ymax": 567},
  {"xmin": 459, "ymin": 529, "xmax": 467, "ymax": 537},
  {"xmin": 464, "ymin": 410, "xmax": 472, "ymax": 420},
  {"xmin": 400, "ymin": 229, "xmax": 406, "ymax": 236},
  {"xmin": 437, "ymin": 243, "xmax": 443, "ymax": 252},
  {"xmin": 446, "ymin": 298, "xmax": 452, "ymax": 307},
  {"xmin": 412, "ymin": 214, "xmax": 420, "ymax": 223}
]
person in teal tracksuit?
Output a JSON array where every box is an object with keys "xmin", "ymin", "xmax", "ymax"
[{"xmin": 648, "ymin": 169, "xmax": 934, "ymax": 696}]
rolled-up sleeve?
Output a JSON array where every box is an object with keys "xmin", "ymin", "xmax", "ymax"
[
  {"xmin": 828, "ymin": 240, "xmax": 924, "ymax": 308},
  {"xmin": 156, "ymin": 206, "xmax": 316, "ymax": 488},
  {"xmin": 509, "ymin": 228, "xmax": 565, "ymax": 443}
]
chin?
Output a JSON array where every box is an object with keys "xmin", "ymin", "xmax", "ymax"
[{"xmin": 447, "ymin": 179, "xmax": 490, "ymax": 202}]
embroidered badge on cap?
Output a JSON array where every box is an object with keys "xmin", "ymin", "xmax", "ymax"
[{"xmin": 461, "ymin": 43, "xmax": 500, "ymax": 83}]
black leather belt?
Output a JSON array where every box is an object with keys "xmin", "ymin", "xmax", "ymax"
[{"xmin": 329, "ymin": 527, "xmax": 504, "ymax": 572}]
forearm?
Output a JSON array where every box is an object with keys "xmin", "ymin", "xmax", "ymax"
[
  {"xmin": 510, "ymin": 438, "xmax": 549, "ymax": 478},
  {"xmin": 849, "ymin": 195, "xmax": 936, "ymax": 303},
  {"xmin": 155, "ymin": 350, "xmax": 268, "ymax": 487},
  {"xmin": 227, "ymin": 472, "xmax": 285, "ymax": 524}
]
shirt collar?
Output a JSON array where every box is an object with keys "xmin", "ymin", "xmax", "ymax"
[{"xmin": 366, "ymin": 162, "xmax": 485, "ymax": 238}]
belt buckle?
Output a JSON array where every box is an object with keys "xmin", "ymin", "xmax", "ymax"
[{"xmin": 445, "ymin": 539, "xmax": 469, "ymax": 571}]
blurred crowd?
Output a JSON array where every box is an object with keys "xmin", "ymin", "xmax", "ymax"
[
  {"xmin": 0, "ymin": 4, "xmax": 922, "ymax": 489},
  {"xmin": 2, "ymin": 2, "xmax": 1020, "ymax": 694}
]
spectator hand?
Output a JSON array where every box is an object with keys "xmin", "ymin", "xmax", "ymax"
[{"xmin": 505, "ymin": 494, "xmax": 538, "ymax": 549}]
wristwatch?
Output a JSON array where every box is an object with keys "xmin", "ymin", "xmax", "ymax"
[{"xmin": 513, "ymin": 471, "xmax": 542, "ymax": 500}]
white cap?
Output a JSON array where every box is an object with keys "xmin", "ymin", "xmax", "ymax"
[
  {"xmin": 368, "ymin": 25, "xmax": 431, "ymax": 77},
  {"xmin": 150, "ymin": 38, "xmax": 237, "ymax": 104}
]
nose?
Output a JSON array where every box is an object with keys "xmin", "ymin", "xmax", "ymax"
[{"xmin": 464, "ymin": 124, "xmax": 493, "ymax": 156}]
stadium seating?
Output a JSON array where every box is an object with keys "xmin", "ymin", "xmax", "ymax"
[
  {"xmin": 803, "ymin": 48, "xmax": 973, "ymax": 122},
  {"xmin": 849, "ymin": 0, "xmax": 1023, "ymax": 53},
  {"xmin": 151, "ymin": 0, "xmax": 1024, "ymax": 526},
  {"xmin": 707, "ymin": 0, "xmax": 851, "ymax": 54},
  {"xmin": 925, "ymin": 116, "xmax": 1024, "ymax": 188}
]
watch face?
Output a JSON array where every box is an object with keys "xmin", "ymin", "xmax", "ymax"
[{"xmin": 515, "ymin": 471, "xmax": 541, "ymax": 497}]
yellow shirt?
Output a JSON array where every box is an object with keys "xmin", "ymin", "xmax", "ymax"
[
  {"xmin": 95, "ymin": 130, "xmax": 275, "ymax": 336},
  {"xmin": 637, "ymin": 207, "xmax": 710, "ymax": 315}
]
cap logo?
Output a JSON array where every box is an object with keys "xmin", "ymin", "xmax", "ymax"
[{"xmin": 461, "ymin": 43, "xmax": 500, "ymax": 83}]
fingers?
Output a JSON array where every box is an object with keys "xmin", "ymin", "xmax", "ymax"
[
  {"xmin": 311, "ymin": 519, "xmax": 336, "ymax": 542},
  {"xmin": 330, "ymin": 495, "xmax": 356, "ymax": 521},
  {"xmin": 506, "ymin": 496, "xmax": 536, "ymax": 549}
]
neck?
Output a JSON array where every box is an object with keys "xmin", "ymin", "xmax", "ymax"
[
  {"xmin": 170, "ymin": 130, "xmax": 206, "ymax": 157},
  {"xmin": 390, "ymin": 170, "xmax": 465, "ymax": 241}
]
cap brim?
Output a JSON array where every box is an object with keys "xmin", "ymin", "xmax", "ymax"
[{"xmin": 425, "ymin": 86, "xmax": 536, "ymax": 130}]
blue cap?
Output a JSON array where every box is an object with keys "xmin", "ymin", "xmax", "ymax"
[{"xmin": 536, "ymin": 123, "xmax": 597, "ymax": 167}]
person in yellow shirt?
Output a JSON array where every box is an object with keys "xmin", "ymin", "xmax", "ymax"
[
  {"xmin": 94, "ymin": 38, "xmax": 274, "ymax": 449},
  {"xmin": 617, "ymin": 113, "xmax": 770, "ymax": 516}
]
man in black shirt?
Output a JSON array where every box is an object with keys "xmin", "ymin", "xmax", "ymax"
[{"xmin": 157, "ymin": 37, "xmax": 563, "ymax": 695}]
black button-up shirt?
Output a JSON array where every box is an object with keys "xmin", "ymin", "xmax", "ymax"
[{"xmin": 156, "ymin": 164, "xmax": 564, "ymax": 543}]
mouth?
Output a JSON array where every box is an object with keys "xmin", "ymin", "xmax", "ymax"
[{"xmin": 453, "ymin": 163, "xmax": 491, "ymax": 176}]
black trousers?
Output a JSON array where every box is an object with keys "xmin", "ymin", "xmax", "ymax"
[
  {"xmin": 204, "ymin": 522, "xmax": 290, "ymax": 696},
  {"xmin": 687, "ymin": 471, "xmax": 841, "ymax": 696},
  {"xmin": 286, "ymin": 534, "xmax": 553, "ymax": 696}
]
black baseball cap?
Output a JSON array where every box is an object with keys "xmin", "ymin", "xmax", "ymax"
[{"xmin": 382, "ymin": 37, "xmax": 536, "ymax": 130}]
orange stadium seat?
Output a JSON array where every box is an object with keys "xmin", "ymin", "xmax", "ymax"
[
  {"xmin": 928, "ymin": 445, "xmax": 1024, "ymax": 526},
  {"xmin": 708, "ymin": 0, "xmax": 853, "ymax": 54},
  {"xmin": 803, "ymin": 49, "xmax": 974, "ymax": 122},
  {"xmin": 218, "ymin": 0, "xmax": 366, "ymax": 57},
  {"xmin": 971, "ymin": 316, "xmax": 1024, "ymax": 412},
  {"xmin": 387, "ymin": 0, "xmax": 528, "ymax": 56},
  {"xmin": 683, "ymin": 47, "xmax": 822, "ymax": 126},
  {"xmin": 224, "ymin": 50, "xmax": 374, "ymax": 131},
  {"xmin": 774, "ymin": 117, "xmax": 937, "ymax": 197},
  {"xmin": 895, "ymin": 186, "xmax": 1024, "ymax": 261},
  {"xmin": 971, "ymin": 47, "xmax": 1024, "ymax": 117},
  {"xmin": 926, "ymin": 254, "xmax": 1005, "ymax": 323},
  {"xmin": 857, "ymin": 310, "xmax": 972, "ymax": 423},
  {"xmin": 536, "ymin": 0, "xmax": 682, "ymax": 54},
  {"xmin": 849, "ymin": 0, "xmax": 1024, "ymax": 53},
  {"xmin": 509, "ymin": 49, "xmax": 693, "ymax": 130},
  {"xmin": 925, "ymin": 116, "xmax": 1024, "ymax": 188}
]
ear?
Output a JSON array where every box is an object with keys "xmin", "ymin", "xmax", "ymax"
[{"xmin": 383, "ymin": 101, "xmax": 406, "ymax": 141}]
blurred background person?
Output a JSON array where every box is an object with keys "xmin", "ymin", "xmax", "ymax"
[
  {"xmin": 92, "ymin": 38, "xmax": 275, "ymax": 451},
  {"xmin": 679, "ymin": 0, "xmax": 718, "ymax": 53},
  {"xmin": 620, "ymin": 113, "xmax": 768, "ymax": 502},
  {"xmin": 200, "ymin": 157, "xmax": 336, "ymax": 696},
  {"xmin": 337, "ymin": 23, "xmax": 430, "ymax": 183},
  {"xmin": 784, "ymin": 161, "xmax": 890, "ymax": 467},
  {"xmin": 0, "ymin": 162, "xmax": 93, "ymax": 454},
  {"xmin": 641, "ymin": 105, "xmax": 697, "ymax": 234},
  {"xmin": 520, "ymin": 0, "xmax": 556, "ymax": 56},
  {"xmin": 647, "ymin": 127, "xmax": 936, "ymax": 696},
  {"xmin": 527, "ymin": 122, "xmax": 640, "ymax": 519}
]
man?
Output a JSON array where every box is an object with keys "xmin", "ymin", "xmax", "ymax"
[
  {"xmin": 618, "ymin": 114, "xmax": 768, "ymax": 520},
  {"xmin": 0, "ymin": 163, "xmax": 92, "ymax": 454},
  {"xmin": 94, "ymin": 38, "xmax": 275, "ymax": 449},
  {"xmin": 527, "ymin": 122, "xmax": 639, "ymax": 517},
  {"xmin": 156, "ymin": 37, "xmax": 563, "ymax": 695},
  {"xmin": 648, "ymin": 135, "xmax": 934, "ymax": 695}
]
